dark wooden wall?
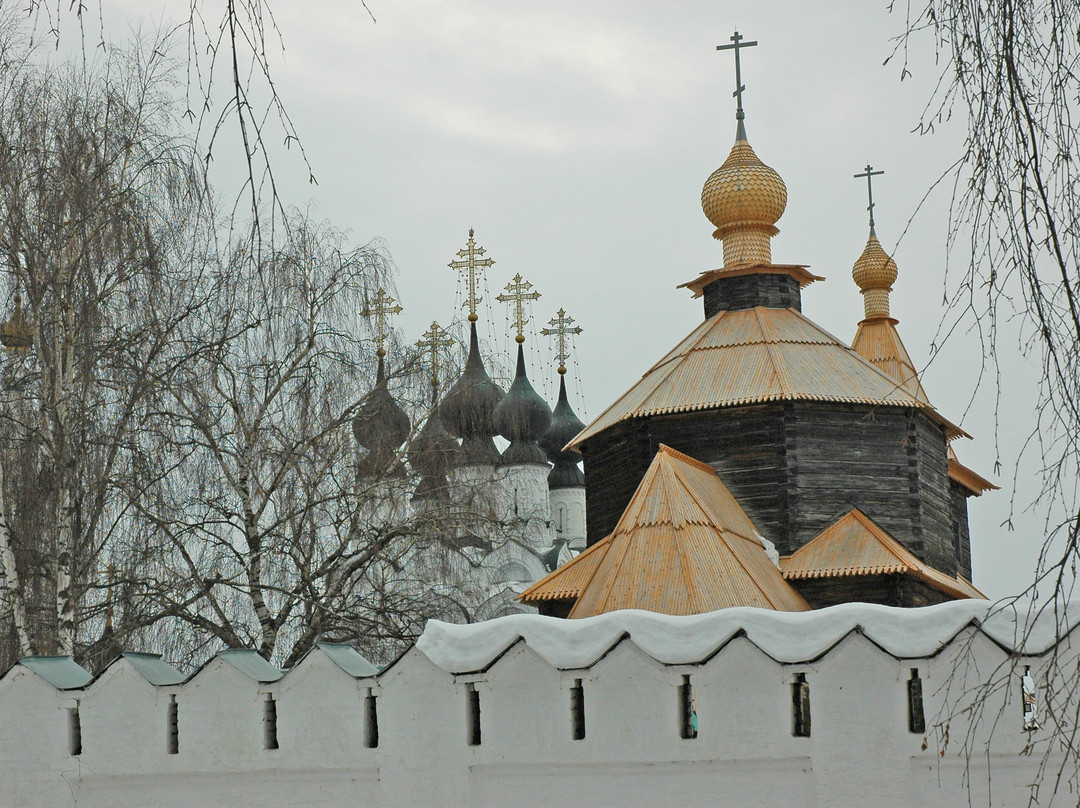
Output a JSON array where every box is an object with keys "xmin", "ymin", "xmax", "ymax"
[
  {"xmin": 580, "ymin": 401, "xmax": 970, "ymax": 578},
  {"xmin": 702, "ymin": 274, "xmax": 802, "ymax": 318},
  {"xmin": 949, "ymin": 481, "xmax": 973, "ymax": 581}
]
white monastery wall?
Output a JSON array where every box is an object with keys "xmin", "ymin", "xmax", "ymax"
[{"xmin": 1, "ymin": 601, "xmax": 1075, "ymax": 808}]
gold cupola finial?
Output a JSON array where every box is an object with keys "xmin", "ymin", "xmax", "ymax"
[
  {"xmin": 851, "ymin": 164, "xmax": 898, "ymax": 320},
  {"xmin": 496, "ymin": 273, "xmax": 541, "ymax": 345},
  {"xmin": 702, "ymin": 30, "xmax": 787, "ymax": 267}
]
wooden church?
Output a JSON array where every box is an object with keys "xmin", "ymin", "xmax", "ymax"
[{"xmin": 521, "ymin": 33, "xmax": 995, "ymax": 619}]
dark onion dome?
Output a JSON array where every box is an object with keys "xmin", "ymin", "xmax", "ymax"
[
  {"xmin": 408, "ymin": 395, "xmax": 460, "ymax": 501},
  {"xmin": 492, "ymin": 343, "xmax": 552, "ymax": 465},
  {"xmin": 540, "ymin": 374, "xmax": 586, "ymax": 488},
  {"xmin": 439, "ymin": 321, "xmax": 505, "ymax": 466},
  {"xmin": 353, "ymin": 353, "xmax": 411, "ymax": 476}
]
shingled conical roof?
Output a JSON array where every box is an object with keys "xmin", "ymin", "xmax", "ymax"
[{"xmin": 520, "ymin": 445, "xmax": 809, "ymax": 616}]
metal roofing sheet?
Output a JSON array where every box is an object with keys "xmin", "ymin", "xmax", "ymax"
[
  {"xmin": 216, "ymin": 649, "xmax": 284, "ymax": 682},
  {"xmin": 316, "ymin": 642, "xmax": 379, "ymax": 678},
  {"xmin": 122, "ymin": 653, "xmax": 185, "ymax": 686},
  {"xmin": 780, "ymin": 508, "xmax": 984, "ymax": 600},
  {"xmin": 20, "ymin": 656, "xmax": 93, "ymax": 690},
  {"xmin": 571, "ymin": 307, "xmax": 965, "ymax": 448},
  {"xmin": 561, "ymin": 445, "xmax": 808, "ymax": 617}
]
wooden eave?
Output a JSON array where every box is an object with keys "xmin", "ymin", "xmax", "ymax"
[
  {"xmin": 569, "ymin": 306, "xmax": 968, "ymax": 449},
  {"xmin": 948, "ymin": 456, "xmax": 998, "ymax": 496},
  {"xmin": 780, "ymin": 508, "xmax": 985, "ymax": 601},
  {"xmin": 678, "ymin": 262, "xmax": 825, "ymax": 298}
]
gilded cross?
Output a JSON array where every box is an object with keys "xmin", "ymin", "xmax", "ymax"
[
  {"xmin": 717, "ymin": 30, "xmax": 758, "ymax": 134},
  {"xmin": 416, "ymin": 320, "xmax": 455, "ymax": 388},
  {"xmin": 854, "ymin": 164, "xmax": 885, "ymax": 231},
  {"xmin": 360, "ymin": 288, "xmax": 403, "ymax": 357},
  {"xmin": 540, "ymin": 308, "xmax": 583, "ymax": 375},
  {"xmin": 496, "ymin": 273, "xmax": 542, "ymax": 344},
  {"xmin": 448, "ymin": 228, "xmax": 495, "ymax": 323}
]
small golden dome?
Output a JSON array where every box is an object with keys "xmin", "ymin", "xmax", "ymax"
[
  {"xmin": 852, "ymin": 232, "xmax": 898, "ymax": 319},
  {"xmin": 701, "ymin": 138, "xmax": 788, "ymax": 266}
]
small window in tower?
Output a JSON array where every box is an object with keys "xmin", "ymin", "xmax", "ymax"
[
  {"xmin": 792, "ymin": 673, "xmax": 811, "ymax": 737},
  {"xmin": 167, "ymin": 695, "xmax": 179, "ymax": 754},
  {"xmin": 1021, "ymin": 666, "xmax": 1040, "ymax": 731},
  {"xmin": 570, "ymin": 679, "xmax": 585, "ymax": 740},
  {"xmin": 68, "ymin": 705, "xmax": 82, "ymax": 756},
  {"xmin": 907, "ymin": 668, "xmax": 925, "ymax": 734},
  {"xmin": 263, "ymin": 694, "xmax": 279, "ymax": 750},
  {"xmin": 466, "ymin": 684, "xmax": 482, "ymax": 746},
  {"xmin": 679, "ymin": 675, "xmax": 698, "ymax": 739},
  {"xmin": 364, "ymin": 690, "xmax": 379, "ymax": 749},
  {"xmin": 952, "ymin": 520, "xmax": 961, "ymax": 559}
]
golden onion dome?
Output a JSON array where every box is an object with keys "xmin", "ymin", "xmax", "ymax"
[
  {"xmin": 701, "ymin": 138, "xmax": 788, "ymax": 265},
  {"xmin": 852, "ymin": 231, "xmax": 899, "ymax": 319}
]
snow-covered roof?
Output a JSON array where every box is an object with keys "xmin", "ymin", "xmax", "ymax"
[{"xmin": 416, "ymin": 600, "xmax": 1070, "ymax": 674}]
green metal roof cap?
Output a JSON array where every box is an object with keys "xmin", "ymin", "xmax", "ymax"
[
  {"xmin": 122, "ymin": 652, "xmax": 186, "ymax": 686},
  {"xmin": 20, "ymin": 656, "xmax": 93, "ymax": 690},
  {"xmin": 315, "ymin": 642, "xmax": 379, "ymax": 678},
  {"xmin": 216, "ymin": 649, "xmax": 284, "ymax": 682}
]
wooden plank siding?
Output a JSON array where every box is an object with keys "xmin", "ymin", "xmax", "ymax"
[{"xmin": 580, "ymin": 401, "xmax": 972, "ymax": 580}]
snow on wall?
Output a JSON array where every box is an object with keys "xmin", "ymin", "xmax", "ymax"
[{"xmin": 1, "ymin": 601, "xmax": 1077, "ymax": 808}]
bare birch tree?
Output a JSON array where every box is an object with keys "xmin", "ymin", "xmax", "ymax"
[
  {"xmin": 892, "ymin": 2, "xmax": 1080, "ymax": 802},
  {"xmin": 0, "ymin": 34, "xmax": 209, "ymax": 661}
]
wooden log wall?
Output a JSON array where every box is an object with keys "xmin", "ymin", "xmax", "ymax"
[{"xmin": 580, "ymin": 402, "xmax": 969, "ymax": 579}]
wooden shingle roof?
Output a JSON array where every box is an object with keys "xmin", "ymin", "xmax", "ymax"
[
  {"xmin": 780, "ymin": 508, "xmax": 984, "ymax": 600},
  {"xmin": 519, "ymin": 445, "xmax": 809, "ymax": 616},
  {"xmin": 569, "ymin": 307, "xmax": 965, "ymax": 449},
  {"xmin": 850, "ymin": 318, "xmax": 930, "ymax": 404}
]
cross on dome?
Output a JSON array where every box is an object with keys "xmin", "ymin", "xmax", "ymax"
[
  {"xmin": 716, "ymin": 29, "xmax": 758, "ymax": 139},
  {"xmin": 541, "ymin": 308, "xmax": 583, "ymax": 375},
  {"xmin": 496, "ymin": 273, "xmax": 541, "ymax": 344},
  {"xmin": 854, "ymin": 163, "xmax": 885, "ymax": 232},
  {"xmin": 448, "ymin": 228, "xmax": 495, "ymax": 323},
  {"xmin": 360, "ymin": 288, "xmax": 403, "ymax": 358},
  {"xmin": 416, "ymin": 320, "xmax": 455, "ymax": 388}
]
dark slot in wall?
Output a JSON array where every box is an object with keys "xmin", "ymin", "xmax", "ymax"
[
  {"xmin": 570, "ymin": 679, "xmax": 585, "ymax": 740},
  {"xmin": 68, "ymin": 706, "xmax": 82, "ymax": 756},
  {"xmin": 263, "ymin": 694, "xmax": 279, "ymax": 750},
  {"xmin": 792, "ymin": 673, "xmax": 811, "ymax": 737},
  {"xmin": 466, "ymin": 685, "xmax": 481, "ymax": 746},
  {"xmin": 907, "ymin": 669, "xmax": 925, "ymax": 734},
  {"xmin": 167, "ymin": 695, "xmax": 179, "ymax": 754},
  {"xmin": 679, "ymin": 675, "xmax": 698, "ymax": 739},
  {"xmin": 364, "ymin": 691, "xmax": 379, "ymax": 749}
]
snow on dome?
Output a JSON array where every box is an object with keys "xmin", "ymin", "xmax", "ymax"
[{"xmin": 415, "ymin": 599, "xmax": 1077, "ymax": 674}]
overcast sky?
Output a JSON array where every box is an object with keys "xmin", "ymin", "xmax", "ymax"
[{"xmin": 89, "ymin": 0, "xmax": 1053, "ymax": 601}]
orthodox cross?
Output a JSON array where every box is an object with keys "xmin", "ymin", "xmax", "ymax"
[
  {"xmin": 360, "ymin": 288, "xmax": 403, "ymax": 357},
  {"xmin": 717, "ymin": 30, "xmax": 757, "ymax": 133},
  {"xmin": 540, "ymin": 308, "xmax": 583, "ymax": 375},
  {"xmin": 416, "ymin": 320, "xmax": 455, "ymax": 389},
  {"xmin": 448, "ymin": 228, "xmax": 495, "ymax": 322},
  {"xmin": 854, "ymin": 163, "xmax": 885, "ymax": 231},
  {"xmin": 496, "ymin": 273, "xmax": 541, "ymax": 344}
]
